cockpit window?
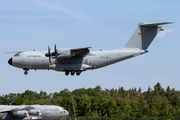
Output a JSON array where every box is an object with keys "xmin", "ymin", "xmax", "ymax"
[
  {"xmin": 14, "ymin": 53, "xmax": 19, "ymax": 57},
  {"xmin": 59, "ymin": 107, "xmax": 66, "ymax": 111}
]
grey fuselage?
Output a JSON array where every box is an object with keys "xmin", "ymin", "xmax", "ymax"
[
  {"xmin": 0, "ymin": 105, "xmax": 69, "ymax": 120},
  {"xmin": 9, "ymin": 48, "xmax": 147, "ymax": 72}
]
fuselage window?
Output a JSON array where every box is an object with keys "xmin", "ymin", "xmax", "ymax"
[{"xmin": 101, "ymin": 56, "xmax": 111, "ymax": 59}]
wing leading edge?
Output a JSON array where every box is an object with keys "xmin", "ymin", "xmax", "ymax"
[{"xmin": 0, "ymin": 106, "xmax": 33, "ymax": 113}]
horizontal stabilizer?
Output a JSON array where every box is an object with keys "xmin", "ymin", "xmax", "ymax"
[{"xmin": 140, "ymin": 22, "xmax": 173, "ymax": 27}]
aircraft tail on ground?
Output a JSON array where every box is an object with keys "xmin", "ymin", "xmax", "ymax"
[{"xmin": 124, "ymin": 22, "xmax": 172, "ymax": 50}]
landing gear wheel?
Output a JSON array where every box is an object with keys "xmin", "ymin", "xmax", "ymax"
[
  {"xmin": 76, "ymin": 71, "xmax": 81, "ymax": 76},
  {"xmin": 65, "ymin": 71, "xmax": 69, "ymax": 76},
  {"xmin": 24, "ymin": 71, "xmax": 28, "ymax": 75},
  {"xmin": 71, "ymin": 71, "xmax": 75, "ymax": 76}
]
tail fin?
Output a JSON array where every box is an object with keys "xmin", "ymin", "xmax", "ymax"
[{"xmin": 124, "ymin": 22, "xmax": 172, "ymax": 50}]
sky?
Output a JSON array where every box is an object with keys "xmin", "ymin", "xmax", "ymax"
[{"xmin": 0, "ymin": 0, "xmax": 180, "ymax": 95}]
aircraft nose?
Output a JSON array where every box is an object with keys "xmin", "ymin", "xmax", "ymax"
[
  {"xmin": 8, "ymin": 58, "xmax": 12, "ymax": 65},
  {"xmin": 65, "ymin": 110, "xmax": 69, "ymax": 116}
]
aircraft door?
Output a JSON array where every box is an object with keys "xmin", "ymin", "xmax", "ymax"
[
  {"xmin": 46, "ymin": 113, "xmax": 50, "ymax": 117},
  {"xmin": 27, "ymin": 60, "xmax": 31, "ymax": 68}
]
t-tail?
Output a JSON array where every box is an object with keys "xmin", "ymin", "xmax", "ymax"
[{"xmin": 124, "ymin": 22, "xmax": 173, "ymax": 50}]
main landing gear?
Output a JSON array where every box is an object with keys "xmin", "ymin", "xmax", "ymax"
[{"xmin": 65, "ymin": 71, "xmax": 81, "ymax": 76}]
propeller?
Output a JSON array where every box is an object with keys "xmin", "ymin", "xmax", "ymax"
[
  {"xmin": 45, "ymin": 45, "xmax": 52, "ymax": 67},
  {"xmin": 45, "ymin": 44, "xmax": 59, "ymax": 67},
  {"xmin": 52, "ymin": 44, "xmax": 58, "ymax": 57}
]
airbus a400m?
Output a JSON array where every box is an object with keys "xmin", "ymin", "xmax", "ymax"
[{"xmin": 8, "ymin": 22, "xmax": 172, "ymax": 76}]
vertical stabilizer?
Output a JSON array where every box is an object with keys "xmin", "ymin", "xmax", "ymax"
[{"xmin": 124, "ymin": 22, "xmax": 172, "ymax": 50}]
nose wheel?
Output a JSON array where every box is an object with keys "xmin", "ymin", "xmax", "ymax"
[
  {"xmin": 23, "ymin": 69, "xmax": 29, "ymax": 75},
  {"xmin": 24, "ymin": 71, "xmax": 28, "ymax": 75}
]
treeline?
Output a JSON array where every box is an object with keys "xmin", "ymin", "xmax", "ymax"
[{"xmin": 1, "ymin": 82, "xmax": 180, "ymax": 119}]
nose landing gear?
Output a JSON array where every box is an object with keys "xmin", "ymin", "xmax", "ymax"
[
  {"xmin": 23, "ymin": 69, "xmax": 29, "ymax": 75},
  {"xmin": 24, "ymin": 71, "xmax": 28, "ymax": 75}
]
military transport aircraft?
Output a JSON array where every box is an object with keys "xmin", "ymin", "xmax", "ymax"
[
  {"xmin": 8, "ymin": 22, "xmax": 172, "ymax": 76},
  {"xmin": 0, "ymin": 105, "xmax": 69, "ymax": 120}
]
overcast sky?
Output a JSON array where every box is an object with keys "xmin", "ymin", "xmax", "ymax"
[{"xmin": 0, "ymin": 0, "xmax": 179, "ymax": 95}]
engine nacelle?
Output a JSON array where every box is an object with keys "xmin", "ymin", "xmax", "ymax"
[
  {"xmin": 29, "ymin": 110, "xmax": 41, "ymax": 116},
  {"xmin": 13, "ymin": 110, "xmax": 29, "ymax": 118}
]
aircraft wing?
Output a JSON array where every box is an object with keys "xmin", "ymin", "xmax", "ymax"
[
  {"xmin": 5, "ymin": 51, "xmax": 25, "ymax": 54},
  {"xmin": 0, "ymin": 106, "xmax": 33, "ymax": 113},
  {"xmin": 56, "ymin": 47, "xmax": 91, "ymax": 58},
  {"xmin": 71, "ymin": 47, "xmax": 91, "ymax": 56}
]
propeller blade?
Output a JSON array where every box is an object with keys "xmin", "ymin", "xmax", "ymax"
[
  {"xmin": 54, "ymin": 44, "xmax": 57, "ymax": 57},
  {"xmin": 52, "ymin": 44, "xmax": 58, "ymax": 57},
  {"xmin": 48, "ymin": 45, "xmax": 51, "ymax": 67},
  {"xmin": 48, "ymin": 45, "xmax": 51, "ymax": 55},
  {"xmin": 49, "ymin": 57, "xmax": 51, "ymax": 67},
  {"xmin": 45, "ymin": 45, "xmax": 51, "ymax": 57},
  {"xmin": 55, "ymin": 44, "xmax": 57, "ymax": 52}
]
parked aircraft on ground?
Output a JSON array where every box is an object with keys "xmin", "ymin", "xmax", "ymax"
[
  {"xmin": 0, "ymin": 105, "xmax": 69, "ymax": 120},
  {"xmin": 8, "ymin": 22, "xmax": 172, "ymax": 76}
]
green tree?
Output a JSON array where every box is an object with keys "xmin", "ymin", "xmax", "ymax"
[
  {"xmin": 76, "ymin": 95, "xmax": 91, "ymax": 116},
  {"xmin": 107, "ymin": 98, "xmax": 117, "ymax": 117},
  {"xmin": 11, "ymin": 96, "xmax": 24, "ymax": 105}
]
